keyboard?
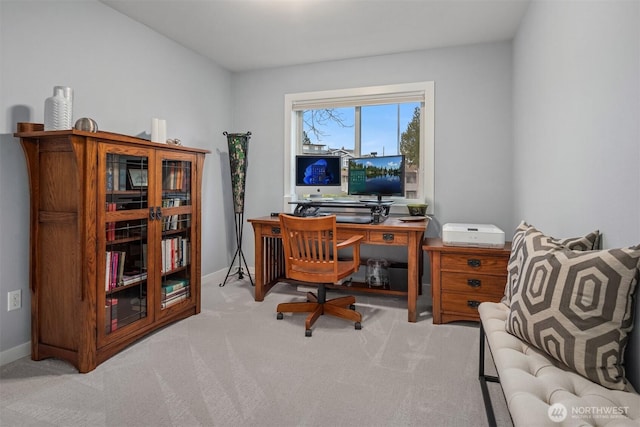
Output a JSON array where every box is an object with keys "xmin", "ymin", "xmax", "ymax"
[{"xmin": 335, "ymin": 215, "xmax": 371, "ymax": 224}]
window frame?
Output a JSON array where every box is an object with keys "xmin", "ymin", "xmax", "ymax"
[{"xmin": 284, "ymin": 82, "xmax": 434, "ymax": 214}]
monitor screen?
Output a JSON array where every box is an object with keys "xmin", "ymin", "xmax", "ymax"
[
  {"xmin": 295, "ymin": 155, "xmax": 342, "ymax": 197},
  {"xmin": 348, "ymin": 154, "xmax": 405, "ymax": 197}
]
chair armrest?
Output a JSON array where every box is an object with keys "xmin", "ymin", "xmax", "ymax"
[
  {"xmin": 336, "ymin": 235, "xmax": 364, "ymax": 250},
  {"xmin": 337, "ymin": 235, "xmax": 363, "ymax": 270}
]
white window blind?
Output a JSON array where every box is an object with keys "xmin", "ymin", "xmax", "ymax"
[{"xmin": 291, "ymin": 91, "xmax": 426, "ymax": 111}]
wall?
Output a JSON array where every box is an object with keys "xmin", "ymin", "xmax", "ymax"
[
  {"xmin": 231, "ymin": 41, "xmax": 515, "ymax": 266},
  {"xmin": 512, "ymin": 0, "xmax": 640, "ymax": 389},
  {"xmin": 0, "ymin": 0, "xmax": 232, "ymax": 360}
]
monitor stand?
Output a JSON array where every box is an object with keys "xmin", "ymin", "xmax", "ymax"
[
  {"xmin": 360, "ymin": 195, "xmax": 392, "ymax": 204},
  {"xmin": 290, "ymin": 198, "xmax": 393, "ymax": 224}
]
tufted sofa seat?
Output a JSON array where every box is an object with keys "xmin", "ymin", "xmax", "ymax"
[{"xmin": 479, "ymin": 302, "xmax": 640, "ymax": 427}]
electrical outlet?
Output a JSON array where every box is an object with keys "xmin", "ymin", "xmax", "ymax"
[{"xmin": 8, "ymin": 290, "xmax": 21, "ymax": 311}]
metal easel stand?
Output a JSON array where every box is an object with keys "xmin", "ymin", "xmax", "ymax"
[{"xmin": 220, "ymin": 211, "xmax": 254, "ymax": 287}]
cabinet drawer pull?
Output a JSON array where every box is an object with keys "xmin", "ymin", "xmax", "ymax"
[
  {"xmin": 271, "ymin": 226, "xmax": 281, "ymax": 235},
  {"xmin": 149, "ymin": 207, "xmax": 156, "ymax": 220},
  {"xmin": 383, "ymin": 233, "xmax": 394, "ymax": 242},
  {"xmin": 467, "ymin": 300, "xmax": 481, "ymax": 308},
  {"xmin": 467, "ymin": 279, "xmax": 481, "ymax": 288},
  {"xmin": 467, "ymin": 259, "xmax": 481, "ymax": 268},
  {"xmin": 156, "ymin": 207, "xmax": 162, "ymax": 220}
]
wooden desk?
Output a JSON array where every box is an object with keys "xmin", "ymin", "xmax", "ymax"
[{"xmin": 248, "ymin": 216, "xmax": 428, "ymax": 323}]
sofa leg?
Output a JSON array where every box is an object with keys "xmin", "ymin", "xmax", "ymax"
[{"xmin": 479, "ymin": 323, "xmax": 500, "ymax": 427}]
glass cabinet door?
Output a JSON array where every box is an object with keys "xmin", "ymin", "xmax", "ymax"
[
  {"xmin": 158, "ymin": 155, "xmax": 194, "ymax": 312},
  {"xmin": 100, "ymin": 150, "xmax": 153, "ymax": 342}
]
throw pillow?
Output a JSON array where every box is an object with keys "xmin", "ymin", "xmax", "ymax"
[
  {"xmin": 505, "ymin": 228, "xmax": 640, "ymax": 390},
  {"xmin": 501, "ymin": 221, "xmax": 601, "ymax": 306}
]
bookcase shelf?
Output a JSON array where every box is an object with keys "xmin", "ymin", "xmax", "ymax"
[{"xmin": 15, "ymin": 122, "xmax": 209, "ymax": 373}]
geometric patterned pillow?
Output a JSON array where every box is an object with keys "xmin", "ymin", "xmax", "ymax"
[
  {"xmin": 505, "ymin": 229, "xmax": 640, "ymax": 390},
  {"xmin": 501, "ymin": 221, "xmax": 601, "ymax": 306}
]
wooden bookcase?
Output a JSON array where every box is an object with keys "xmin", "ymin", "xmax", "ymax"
[{"xmin": 14, "ymin": 123, "xmax": 209, "ymax": 373}]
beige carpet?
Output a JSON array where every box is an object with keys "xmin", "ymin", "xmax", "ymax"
[{"xmin": 0, "ymin": 277, "xmax": 511, "ymax": 426}]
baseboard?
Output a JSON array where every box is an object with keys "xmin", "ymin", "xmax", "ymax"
[{"xmin": 0, "ymin": 341, "xmax": 30, "ymax": 367}]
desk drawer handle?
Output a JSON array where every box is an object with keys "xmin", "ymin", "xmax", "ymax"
[
  {"xmin": 467, "ymin": 279, "xmax": 481, "ymax": 288},
  {"xmin": 467, "ymin": 300, "xmax": 481, "ymax": 308},
  {"xmin": 467, "ymin": 259, "xmax": 481, "ymax": 268},
  {"xmin": 382, "ymin": 233, "xmax": 394, "ymax": 242},
  {"xmin": 271, "ymin": 227, "xmax": 281, "ymax": 235}
]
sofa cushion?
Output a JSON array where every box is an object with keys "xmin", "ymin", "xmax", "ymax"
[
  {"xmin": 504, "ymin": 228, "xmax": 640, "ymax": 390},
  {"xmin": 502, "ymin": 222, "xmax": 601, "ymax": 306}
]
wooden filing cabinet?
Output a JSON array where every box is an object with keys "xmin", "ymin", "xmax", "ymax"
[{"xmin": 423, "ymin": 238, "xmax": 511, "ymax": 324}]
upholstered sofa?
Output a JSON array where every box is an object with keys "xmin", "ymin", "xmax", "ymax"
[
  {"xmin": 479, "ymin": 302, "xmax": 640, "ymax": 426},
  {"xmin": 477, "ymin": 223, "xmax": 640, "ymax": 426}
]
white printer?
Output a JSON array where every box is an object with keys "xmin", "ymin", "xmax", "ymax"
[{"xmin": 442, "ymin": 223, "xmax": 505, "ymax": 249}]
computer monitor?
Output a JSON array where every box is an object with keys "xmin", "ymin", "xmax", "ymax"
[
  {"xmin": 294, "ymin": 155, "xmax": 343, "ymax": 198},
  {"xmin": 348, "ymin": 154, "xmax": 405, "ymax": 201}
]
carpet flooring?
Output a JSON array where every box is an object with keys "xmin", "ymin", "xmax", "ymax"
[{"xmin": 0, "ymin": 276, "xmax": 512, "ymax": 426}]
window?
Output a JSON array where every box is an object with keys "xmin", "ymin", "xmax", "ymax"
[{"xmin": 284, "ymin": 82, "xmax": 434, "ymax": 213}]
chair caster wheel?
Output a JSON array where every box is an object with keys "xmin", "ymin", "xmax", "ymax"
[
  {"xmin": 305, "ymin": 329, "xmax": 312, "ymax": 337},
  {"xmin": 349, "ymin": 304, "xmax": 356, "ymax": 310},
  {"xmin": 277, "ymin": 312, "xmax": 284, "ymax": 320},
  {"xmin": 355, "ymin": 322, "xmax": 362, "ymax": 330}
]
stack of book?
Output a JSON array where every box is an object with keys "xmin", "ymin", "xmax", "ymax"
[{"xmin": 161, "ymin": 279, "xmax": 190, "ymax": 309}]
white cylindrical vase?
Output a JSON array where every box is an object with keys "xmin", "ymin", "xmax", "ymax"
[
  {"xmin": 44, "ymin": 86, "xmax": 73, "ymax": 130},
  {"xmin": 56, "ymin": 85, "xmax": 73, "ymax": 126}
]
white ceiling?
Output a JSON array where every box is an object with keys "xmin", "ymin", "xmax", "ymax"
[{"xmin": 100, "ymin": 0, "xmax": 530, "ymax": 72}]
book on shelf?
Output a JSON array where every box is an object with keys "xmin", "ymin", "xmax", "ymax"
[
  {"xmin": 163, "ymin": 161, "xmax": 190, "ymax": 191},
  {"xmin": 121, "ymin": 271, "xmax": 148, "ymax": 286},
  {"xmin": 105, "ymin": 251, "xmax": 127, "ymax": 290},
  {"xmin": 161, "ymin": 292, "xmax": 188, "ymax": 309},
  {"xmin": 162, "ymin": 278, "xmax": 189, "ymax": 294},
  {"xmin": 161, "ymin": 237, "xmax": 189, "ymax": 273},
  {"xmin": 161, "ymin": 278, "xmax": 190, "ymax": 307},
  {"xmin": 113, "ymin": 157, "xmax": 119, "ymax": 191},
  {"xmin": 118, "ymin": 159, "xmax": 126, "ymax": 191},
  {"xmin": 118, "ymin": 252, "xmax": 126, "ymax": 285},
  {"xmin": 129, "ymin": 297, "xmax": 147, "ymax": 313},
  {"xmin": 105, "ymin": 297, "xmax": 118, "ymax": 333},
  {"xmin": 105, "ymin": 252, "xmax": 110, "ymax": 291},
  {"xmin": 161, "ymin": 197, "xmax": 183, "ymax": 231},
  {"xmin": 141, "ymin": 243, "xmax": 148, "ymax": 271},
  {"xmin": 107, "ymin": 154, "xmax": 129, "ymax": 191},
  {"xmin": 106, "ymin": 154, "xmax": 114, "ymax": 191},
  {"xmin": 163, "ymin": 286, "xmax": 189, "ymax": 301},
  {"xmin": 110, "ymin": 251, "xmax": 118, "ymax": 289},
  {"xmin": 106, "ymin": 202, "xmax": 117, "ymax": 241}
]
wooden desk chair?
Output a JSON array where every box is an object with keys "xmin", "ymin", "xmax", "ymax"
[{"xmin": 277, "ymin": 214, "xmax": 364, "ymax": 337}]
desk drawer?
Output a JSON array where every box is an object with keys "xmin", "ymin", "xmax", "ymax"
[
  {"xmin": 369, "ymin": 231, "xmax": 408, "ymax": 245},
  {"xmin": 441, "ymin": 292, "xmax": 502, "ymax": 317},
  {"xmin": 261, "ymin": 225, "xmax": 282, "ymax": 238},
  {"xmin": 336, "ymin": 230, "xmax": 367, "ymax": 242},
  {"xmin": 441, "ymin": 253, "xmax": 508, "ymax": 275},
  {"xmin": 441, "ymin": 272, "xmax": 506, "ymax": 296}
]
